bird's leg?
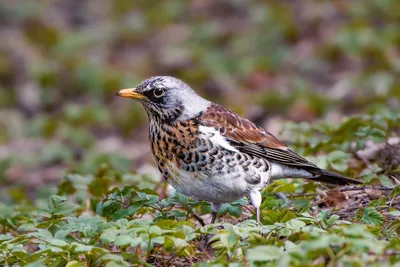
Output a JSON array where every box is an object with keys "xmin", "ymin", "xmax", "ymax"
[
  {"xmin": 211, "ymin": 212, "xmax": 217, "ymax": 224},
  {"xmin": 250, "ymin": 189, "xmax": 262, "ymax": 224},
  {"xmin": 192, "ymin": 213, "xmax": 206, "ymax": 227},
  {"xmin": 211, "ymin": 203, "xmax": 221, "ymax": 224},
  {"xmin": 199, "ymin": 203, "xmax": 222, "ymax": 248},
  {"xmin": 256, "ymin": 207, "xmax": 260, "ymax": 225}
]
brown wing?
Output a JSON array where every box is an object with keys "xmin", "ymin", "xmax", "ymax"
[{"xmin": 200, "ymin": 104, "xmax": 320, "ymax": 170}]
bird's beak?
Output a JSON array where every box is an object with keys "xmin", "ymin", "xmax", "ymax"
[{"xmin": 115, "ymin": 88, "xmax": 147, "ymax": 100}]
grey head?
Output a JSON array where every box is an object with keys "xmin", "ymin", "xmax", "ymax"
[{"xmin": 116, "ymin": 76, "xmax": 210, "ymax": 123}]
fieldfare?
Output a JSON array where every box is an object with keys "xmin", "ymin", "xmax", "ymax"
[{"xmin": 116, "ymin": 76, "xmax": 362, "ymax": 224}]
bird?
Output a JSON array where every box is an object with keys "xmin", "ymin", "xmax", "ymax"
[{"xmin": 115, "ymin": 76, "xmax": 362, "ymax": 224}]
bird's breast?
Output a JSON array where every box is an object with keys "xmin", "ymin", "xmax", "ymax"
[
  {"xmin": 148, "ymin": 121, "xmax": 271, "ymax": 202},
  {"xmin": 149, "ymin": 120, "xmax": 203, "ymax": 180}
]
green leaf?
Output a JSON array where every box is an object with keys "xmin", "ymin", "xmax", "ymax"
[
  {"xmin": 361, "ymin": 207, "xmax": 384, "ymax": 226},
  {"xmin": 58, "ymin": 179, "xmax": 77, "ymax": 195},
  {"xmin": 247, "ymin": 245, "xmax": 283, "ymax": 262},
  {"xmin": 42, "ymin": 195, "xmax": 76, "ymax": 217},
  {"xmin": 379, "ymin": 175, "xmax": 394, "ymax": 187},
  {"xmin": 356, "ymin": 139, "xmax": 367, "ymax": 150},
  {"xmin": 115, "ymin": 235, "xmax": 134, "ymax": 247},
  {"xmin": 66, "ymin": 261, "xmax": 85, "ymax": 267},
  {"xmin": 0, "ymin": 234, "xmax": 13, "ymax": 241},
  {"xmin": 272, "ymin": 183, "xmax": 296, "ymax": 193},
  {"xmin": 164, "ymin": 236, "xmax": 174, "ymax": 250},
  {"xmin": 387, "ymin": 220, "xmax": 400, "ymax": 237},
  {"xmin": 318, "ymin": 210, "xmax": 340, "ymax": 228},
  {"xmin": 165, "ymin": 191, "xmax": 195, "ymax": 206},
  {"xmin": 369, "ymin": 128, "xmax": 386, "ymax": 143},
  {"xmin": 390, "ymin": 185, "xmax": 400, "ymax": 199},
  {"xmin": 100, "ymin": 228, "xmax": 118, "ymax": 244},
  {"xmin": 48, "ymin": 238, "xmax": 69, "ymax": 247},
  {"xmin": 73, "ymin": 243, "xmax": 99, "ymax": 252},
  {"xmin": 261, "ymin": 209, "xmax": 296, "ymax": 225},
  {"xmin": 355, "ymin": 125, "xmax": 371, "ymax": 137},
  {"xmin": 24, "ymin": 259, "xmax": 46, "ymax": 267},
  {"xmin": 149, "ymin": 225, "xmax": 162, "ymax": 236},
  {"xmin": 110, "ymin": 202, "xmax": 142, "ymax": 221},
  {"xmin": 101, "ymin": 200, "xmax": 121, "ymax": 217},
  {"xmin": 199, "ymin": 203, "xmax": 213, "ymax": 215},
  {"xmin": 285, "ymin": 219, "xmax": 306, "ymax": 231},
  {"xmin": 36, "ymin": 229, "xmax": 54, "ymax": 241},
  {"xmin": 327, "ymin": 151, "xmax": 350, "ymax": 172},
  {"xmin": 89, "ymin": 176, "xmax": 112, "ymax": 197},
  {"xmin": 218, "ymin": 203, "xmax": 243, "ymax": 218},
  {"xmin": 130, "ymin": 237, "xmax": 143, "ymax": 248}
]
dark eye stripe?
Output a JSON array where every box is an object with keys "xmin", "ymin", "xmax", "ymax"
[
  {"xmin": 142, "ymin": 88, "xmax": 166, "ymax": 103},
  {"xmin": 153, "ymin": 88, "xmax": 165, "ymax": 97}
]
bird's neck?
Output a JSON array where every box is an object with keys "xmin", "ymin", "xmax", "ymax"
[
  {"xmin": 178, "ymin": 97, "xmax": 211, "ymax": 121},
  {"xmin": 145, "ymin": 98, "xmax": 211, "ymax": 125},
  {"xmin": 145, "ymin": 104, "xmax": 184, "ymax": 125}
]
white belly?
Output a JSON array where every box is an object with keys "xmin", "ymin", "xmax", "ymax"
[{"xmin": 166, "ymin": 162, "xmax": 268, "ymax": 204}]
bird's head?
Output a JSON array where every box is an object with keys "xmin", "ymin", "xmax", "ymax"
[{"xmin": 116, "ymin": 76, "xmax": 210, "ymax": 123}]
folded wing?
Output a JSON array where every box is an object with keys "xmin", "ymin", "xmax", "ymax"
[{"xmin": 200, "ymin": 104, "xmax": 362, "ymax": 185}]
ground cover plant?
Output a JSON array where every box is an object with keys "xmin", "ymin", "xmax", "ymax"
[
  {"xmin": 1, "ymin": 0, "xmax": 400, "ymax": 266},
  {"xmin": 1, "ymin": 110, "xmax": 400, "ymax": 266}
]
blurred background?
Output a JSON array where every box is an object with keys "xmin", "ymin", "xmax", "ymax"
[{"xmin": 0, "ymin": 0, "xmax": 399, "ymax": 203}]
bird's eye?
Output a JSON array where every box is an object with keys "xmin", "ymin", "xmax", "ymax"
[{"xmin": 153, "ymin": 88, "xmax": 165, "ymax": 98}]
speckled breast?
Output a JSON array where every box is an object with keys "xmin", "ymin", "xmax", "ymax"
[{"xmin": 148, "ymin": 119, "xmax": 269, "ymax": 190}]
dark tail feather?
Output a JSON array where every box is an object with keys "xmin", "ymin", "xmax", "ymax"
[{"xmin": 308, "ymin": 169, "xmax": 363, "ymax": 186}]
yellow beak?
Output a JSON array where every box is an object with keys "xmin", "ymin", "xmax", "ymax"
[{"xmin": 115, "ymin": 88, "xmax": 147, "ymax": 100}]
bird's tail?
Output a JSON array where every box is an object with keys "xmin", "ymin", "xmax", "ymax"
[{"xmin": 308, "ymin": 169, "xmax": 363, "ymax": 185}]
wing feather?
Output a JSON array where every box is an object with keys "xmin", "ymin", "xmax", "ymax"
[
  {"xmin": 200, "ymin": 104, "xmax": 318, "ymax": 170},
  {"xmin": 199, "ymin": 104, "xmax": 362, "ymax": 185}
]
